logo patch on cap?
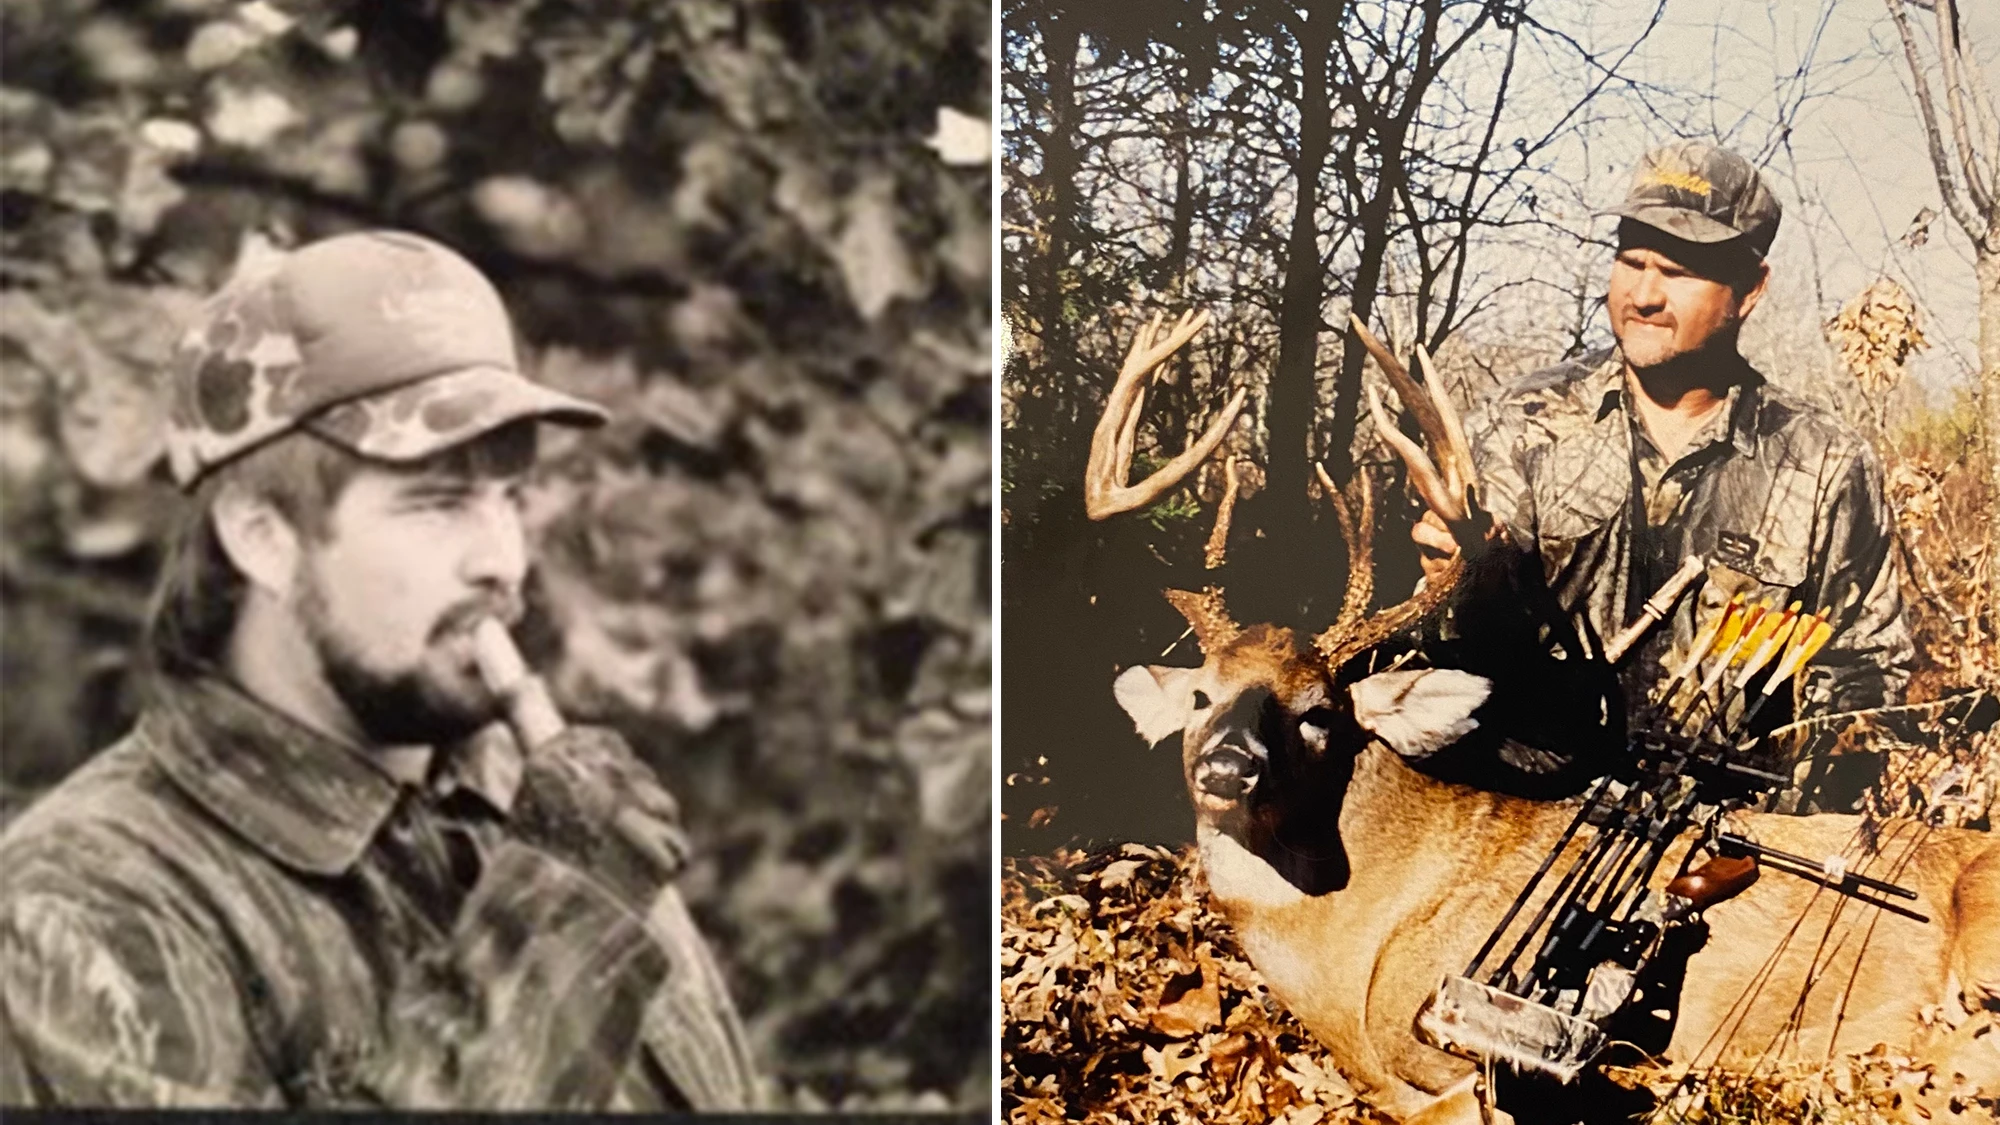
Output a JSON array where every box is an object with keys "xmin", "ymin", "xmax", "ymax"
[{"xmin": 1641, "ymin": 167, "xmax": 1712, "ymax": 196}]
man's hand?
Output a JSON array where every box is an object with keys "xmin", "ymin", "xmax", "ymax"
[
  {"xmin": 509, "ymin": 726, "xmax": 689, "ymax": 913},
  {"xmin": 1412, "ymin": 508, "xmax": 1503, "ymax": 587},
  {"xmin": 1412, "ymin": 508, "xmax": 1460, "ymax": 587}
]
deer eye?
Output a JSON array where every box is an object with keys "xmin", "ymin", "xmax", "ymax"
[
  {"xmin": 1192, "ymin": 690, "xmax": 1212, "ymax": 710},
  {"xmin": 1298, "ymin": 706, "xmax": 1337, "ymax": 752}
]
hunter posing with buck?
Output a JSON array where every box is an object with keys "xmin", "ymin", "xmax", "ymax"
[
  {"xmin": 1412, "ymin": 142, "xmax": 1912, "ymax": 811},
  {"xmin": 1086, "ymin": 141, "xmax": 1997, "ymax": 1123}
]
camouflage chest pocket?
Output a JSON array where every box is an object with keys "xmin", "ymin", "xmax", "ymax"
[
  {"xmin": 1532, "ymin": 442, "xmax": 1629, "ymax": 578},
  {"xmin": 1703, "ymin": 462, "xmax": 1818, "ymax": 606}
]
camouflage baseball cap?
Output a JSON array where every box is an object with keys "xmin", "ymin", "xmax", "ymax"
[
  {"xmin": 1602, "ymin": 141, "xmax": 1781, "ymax": 251},
  {"xmin": 165, "ymin": 230, "xmax": 607, "ymax": 488}
]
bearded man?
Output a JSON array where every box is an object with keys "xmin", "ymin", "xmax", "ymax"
[
  {"xmin": 0, "ymin": 231, "xmax": 761, "ymax": 1109},
  {"xmin": 1411, "ymin": 142, "xmax": 1913, "ymax": 811}
]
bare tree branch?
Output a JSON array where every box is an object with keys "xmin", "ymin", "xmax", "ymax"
[
  {"xmin": 1932, "ymin": 0, "xmax": 1995, "ymax": 215},
  {"xmin": 1885, "ymin": 0, "xmax": 1987, "ymax": 243}
]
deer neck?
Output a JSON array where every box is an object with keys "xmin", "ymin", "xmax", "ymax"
[{"xmin": 1199, "ymin": 740, "xmax": 1467, "ymax": 916}]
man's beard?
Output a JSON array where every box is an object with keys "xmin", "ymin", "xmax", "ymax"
[
  {"xmin": 1619, "ymin": 316, "xmax": 1743, "ymax": 376},
  {"xmin": 299, "ymin": 581, "xmax": 498, "ymax": 747}
]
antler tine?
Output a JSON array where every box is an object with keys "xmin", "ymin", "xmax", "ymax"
[
  {"xmin": 1317, "ymin": 554, "xmax": 1465, "ymax": 674},
  {"xmin": 1313, "ymin": 462, "xmax": 1373, "ymax": 635},
  {"xmin": 1310, "ymin": 315, "xmax": 1485, "ymax": 676},
  {"xmin": 1203, "ymin": 457, "xmax": 1242, "ymax": 570},
  {"xmin": 1414, "ymin": 343, "xmax": 1478, "ymax": 517},
  {"xmin": 1084, "ymin": 309, "xmax": 1249, "ymax": 521},
  {"xmin": 1349, "ymin": 314, "xmax": 1473, "ymax": 522},
  {"xmin": 1165, "ymin": 586, "xmax": 1241, "ymax": 652}
]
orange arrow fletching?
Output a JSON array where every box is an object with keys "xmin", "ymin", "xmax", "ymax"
[
  {"xmin": 1698, "ymin": 604, "xmax": 1767, "ymax": 696},
  {"xmin": 1730, "ymin": 605, "xmax": 1781, "ymax": 666},
  {"xmin": 1716, "ymin": 599, "xmax": 1753, "ymax": 654},
  {"xmin": 1734, "ymin": 604, "xmax": 1801, "ymax": 691},
  {"xmin": 1670, "ymin": 596, "xmax": 1743, "ymax": 684}
]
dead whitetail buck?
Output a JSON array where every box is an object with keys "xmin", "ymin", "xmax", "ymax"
[{"xmin": 1091, "ymin": 311, "xmax": 2000, "ymax": 1124}]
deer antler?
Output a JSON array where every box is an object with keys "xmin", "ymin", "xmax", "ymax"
[
  {"xmin": 1203, "ymin": 457, "xmax": 1242, "ymax": 570},
  {"xmin": 1084, "ymin": 310, "xmax": 1249, "ymax": 521},
  {"xmin": 1312, "ymin": 317, "xmax": 1482, "ymax": 674},
  {"xmin": 1165, "ymin": 586, "xmax": 1242, "ymax": 652},
  {"xmin": 1315, "ymin": 462, "xmax": 1374, "ymax": 636},
  {"xmin": 1352, "ymin": 315, "xmax": 1477, "ymax": 523}
]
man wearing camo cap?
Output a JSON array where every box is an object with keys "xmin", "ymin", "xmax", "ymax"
[
  {"xmin": 0, "ymin": 231, "xmax": 761, "ymax": 1108},
  {"xmin": 1409, "ymin": 141, "xmax": 1912, "ymax": 810}
]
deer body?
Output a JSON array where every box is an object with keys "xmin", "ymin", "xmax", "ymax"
[
  {"xmin": 1200, "ymin": 739, "xmax": 1994, "ymax": 1118},
  {"xmin": 1083, "ymin": 310, "xmax": 1999, "ymax": 1120}
]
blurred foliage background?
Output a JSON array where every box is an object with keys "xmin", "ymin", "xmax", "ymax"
[{"xmin": 0, "ymin": 0, "xmax": 990, "ymax": 1110}]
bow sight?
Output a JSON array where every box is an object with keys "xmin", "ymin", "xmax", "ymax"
[{"xmin": 1415, "ymin": 563, "xmax": 1922, "ymax": 1083}]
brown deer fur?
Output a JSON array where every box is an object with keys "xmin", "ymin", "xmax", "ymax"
[{"xmin": 1125, "ymin": 623, "xmax": 2000, "ymax": 1121}]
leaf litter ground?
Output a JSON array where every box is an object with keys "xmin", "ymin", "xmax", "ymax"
[{"xmin": 1002, "ymin": 841, "xmax": 1998, "ymax": 1124}]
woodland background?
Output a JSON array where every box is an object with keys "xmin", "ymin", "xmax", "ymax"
[
  {"xmin": 1003, "ymin": 0, "xmax": 1998, "ymax": 1120},
  {"xmin": 1001, "ymin": 0, "xmax": 2000, "ymax": 852},
  {"xmin": 0, "ymin": 0, "xmax": 990, "ymax": 1110}
]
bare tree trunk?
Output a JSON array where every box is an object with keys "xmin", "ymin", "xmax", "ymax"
[
  {"xmin": 1266, "ymin": 2, "xmax": 1338, "ymax": 523},
  {"xmin": 1980, "ymin": 248, "xmax": 2000, "ymax": 608},
  {"xmin": 1164, "ymin": 84, "xmax": 1196, "ymax": 298},
  {"xmin": 1034, "ymin": 10, "xmax": 1082, "ymax": 390},
  {"xmin": 1883, "ymin": 0, "xmax": 2000, "ymax": 619}
]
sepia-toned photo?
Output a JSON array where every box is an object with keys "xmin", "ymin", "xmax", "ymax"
[
  {"xmin": 1, "ymin": 0, "xmax": 989, "ymax": 1113},
  {"xmin": 1002, "ymin": 2, "xmax": 1998, "ymax": 1122}
]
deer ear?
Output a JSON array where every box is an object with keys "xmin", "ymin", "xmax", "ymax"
[
  {"xmin": 1350, "ymin": 668, "xmax": 1490, "ymax": 759},
  {"xmin": 1114, "ymin": 665, "xmax": 1196, "ymax": 746}
]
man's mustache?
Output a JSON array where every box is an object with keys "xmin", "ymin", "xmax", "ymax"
[{"xmin": 432, "ymin": 596, "xmax": 525, "ymax": 642}]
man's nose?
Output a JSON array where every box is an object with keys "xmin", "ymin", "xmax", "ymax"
[
  {"xmin": 459, "ymin": 491, "xmax": 528, "ymax": 593},
  {"xmin": 1628, "ymin": 264, "xmax": 1667, "ymax": 310}
]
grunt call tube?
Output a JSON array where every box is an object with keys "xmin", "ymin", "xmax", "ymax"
[
  {"xmin": 472, "ymin": 617, "xmax": 566, "ymax": 749},
  {"xmin": 1605, "ymin": 554, "xmax": 1705, "ymax": 664},
  {"xmin": 470, "ymin": 616, "xmax": 690, "ymax": 882}
]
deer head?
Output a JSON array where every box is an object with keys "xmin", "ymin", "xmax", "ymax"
[{"xmin": 1093, "ymin": 311, "xmax": 1491, "ymax": 894}]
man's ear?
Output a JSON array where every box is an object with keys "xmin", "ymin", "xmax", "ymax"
[
  {"xmin": 210, "ymin": 484, "xmax": 302, "ymax": 599},
  {"xmin": 1113, "ymin": 665, "xmax": 1197, "ymax": 746},
  {"xmin": 1350, "ymin": 668, "xmax": 1490, "ymax": 759},
  {"xmin": 1736, "ymin": 258, "xmax": 1771, "ymax": 321}
]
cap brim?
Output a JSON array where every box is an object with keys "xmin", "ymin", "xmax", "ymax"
[
  {"xmin": 303, "ymin": 365, "xmax": 610, "ymax": 463},
  {"xmin": 1597, "ymin": 203, "xmax": 1747, "ymax": 245}
]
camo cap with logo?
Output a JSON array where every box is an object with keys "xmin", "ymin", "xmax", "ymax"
[
  {"xmin": 165, "ymin": 230, "xmax": 608, "ymax": 488},
  {"xmin": 1601, "ymin": 141, "xmax": 1782, "ymax": 253}
]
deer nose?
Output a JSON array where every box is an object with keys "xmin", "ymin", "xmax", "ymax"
[{"xmin": 1194, "ymin": 744, "xmax": 1261, "ymax": 800}]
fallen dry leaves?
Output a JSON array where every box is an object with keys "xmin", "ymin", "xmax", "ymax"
[
  {"xmin": 1609, "ymin": 1034, "xmax": 1999, "ymax": 1124},
  {"xmin": 1004, "ymin": 844, "xmax": 1998, "ymax": 1124},
  {"xmin": 1001, "ymin": 844, "xmax": 1388, "ymax": 1125}
]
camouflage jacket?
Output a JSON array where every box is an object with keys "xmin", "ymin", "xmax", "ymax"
[
  {"xmin": 0, "ymin": 675, "xmax": 761, "ymax": 1110},
  {"xmin": 1456, "ymin": 348, "xmax": 1912, "ymax": 729}
]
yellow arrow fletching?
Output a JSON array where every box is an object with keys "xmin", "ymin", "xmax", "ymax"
[
  {"xmin": 1761, "ymin": 613, "xmax": 1828, "ymax": 695},
  {"xmin": 1734, "ymin": 606, "xmax": 1801, "ymax": 691},
  {"xmin": 1730, "ymin": 605, "xmax": 1779, "ymax": 665},
  {"xmin": 1697, "ymin": 604, "xmax": 1766, "ymax": 696},
  {"xmin": 1715, "ymin": 599, "xmax": 1752, "ymax": 654},
  {"xmin": 1794, "ymin": 616, "xmax": 1835, "ymax": 668},
  {"xmin": 1670, "ymin": 596, "xmax": 1743, "ymax": 684}
]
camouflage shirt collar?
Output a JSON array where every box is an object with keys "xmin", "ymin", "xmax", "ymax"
[
  {"xmin": 142, "ymin": 675, "xmax": 519, "ymax": 875},
  {"xmin": 1593, "ymin": 349, "xmax": 1765, "ymax": 460}
]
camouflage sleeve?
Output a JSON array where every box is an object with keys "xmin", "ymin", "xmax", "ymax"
[
  {"xmin": 1798, "ymin": 439, "xmax": 1913, "ymax": 714},
  {"xmin": 0, "ymin": 889, "xmax": 285, "ymax": 1107},
  {"xmin": 359, "ymin": 838, "xmax": 670, "ymax": 1109},
  {"xmin": 1464, "ymin": 393, "xmax": 1537, "ymax": 548},
  {"xmin": 638, "ymin": 888, "xmax": 767, "ymax": 1110}
]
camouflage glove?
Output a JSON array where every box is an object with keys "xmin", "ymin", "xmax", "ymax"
[{"xmin": 509, "ymin": 726, "xmax": 691, "ymax": 914}]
